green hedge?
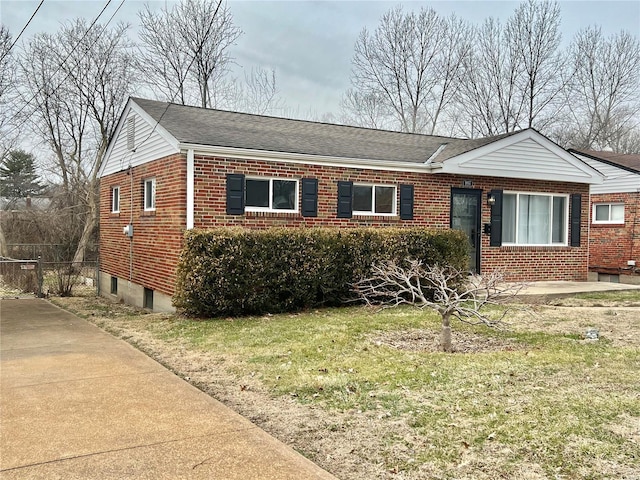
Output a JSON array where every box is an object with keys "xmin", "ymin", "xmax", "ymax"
[{"xmin": 173, "ymin": 227, "xmax": 469, "ymax": 317}]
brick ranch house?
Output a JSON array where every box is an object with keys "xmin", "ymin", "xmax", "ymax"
[
  {"xmin": 569, "ymin": 149, "xmax": 640, "ymax": 282},
  {"xmin": 98, "ymin": 97, "xmax": 603, "ymax": 312}
]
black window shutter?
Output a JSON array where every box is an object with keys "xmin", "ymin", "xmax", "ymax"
[
  {"xmin": 570, "ymin": 193, "xmax": 582, "ymax": 247},
  {"xmin": 337, "ymin": 181, "xmax": 353, "ymax": 218},
  {"xmin": 399, "ymin": 184, "xmax": 414, "ymax": 220},
  {"xmin": 301, "ymin": 178, "xmax": 318, "ymax": 217},
  {"xmin": 226, "ymin": 173, "xmax": 245, "ymax": 215},
  {"xmin": 490, "ymin": 189, "xmax": 503, "ymax": 247}
]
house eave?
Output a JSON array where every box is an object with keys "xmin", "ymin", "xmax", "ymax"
[{"xmin": 179, "ymin": 143, "xmax": 443, "ymax": 173}]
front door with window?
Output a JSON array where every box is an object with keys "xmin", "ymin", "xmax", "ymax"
[{"xmin": 450, "ymin": 188, "xmax": 482, "ymax": 273}]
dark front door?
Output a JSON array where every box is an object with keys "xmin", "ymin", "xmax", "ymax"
[{"xmin": 450, "ymin": 188, "xmax": 482, "ymax": 273}]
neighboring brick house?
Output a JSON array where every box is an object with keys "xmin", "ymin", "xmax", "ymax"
[
  {"xmin": 98, "ymin": 98, "xmax": 603, "ymax": 311},
  {"xmin": 569, "ymin": 149, "xmax": 640, "ymax": 281}
]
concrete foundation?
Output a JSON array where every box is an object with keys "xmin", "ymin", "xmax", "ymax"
[
  {"xmin": 98, "ymin": 271, "xmax": 175, "ymax": 313},
  {"xmin": 587, "ymin": 271, "xmax": 640, "ymax": 285}
]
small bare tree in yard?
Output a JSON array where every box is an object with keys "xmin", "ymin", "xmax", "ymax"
[{"xmin": 354, "ymin": 260, "xmax": 527, "ymax": 352}]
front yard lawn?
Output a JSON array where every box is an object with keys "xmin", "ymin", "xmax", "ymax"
[{"xmin": 55, "ymin": 293, "xmax": 640, "ymax": 480}]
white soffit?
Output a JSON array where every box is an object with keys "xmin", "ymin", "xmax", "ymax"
[{"xmin": 440, "ymin": 130, "xmax": 604, "ymax": 184}]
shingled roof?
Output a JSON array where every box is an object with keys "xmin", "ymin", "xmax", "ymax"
[
  {"xmin": 131, "ymin": 97, "xmax": 519, "ymax": 165},
  {"xmin": 570, "ymin": 149, "xmax": 640, "ymax": 174}
]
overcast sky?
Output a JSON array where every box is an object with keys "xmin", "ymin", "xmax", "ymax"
[{"xmin": 2, "ymin": 0, "xmax": 639, "ymax": 118}]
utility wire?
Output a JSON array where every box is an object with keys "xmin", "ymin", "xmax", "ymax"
[
  {"xmin": 0, "ymin": 0, "xmax": 45, "ymax": 65},
  {"xmin": 4, "ymin": 0, "xmax": 123, "ymax": 140}
]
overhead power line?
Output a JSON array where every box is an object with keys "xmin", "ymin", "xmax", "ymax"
[
  {"xmin": 0, "ymin": 0, "xmax": 45, "ymax": 65},
  {"xmin": 4, "ymin": 0, "xmax": 126, "ymax": 140}
]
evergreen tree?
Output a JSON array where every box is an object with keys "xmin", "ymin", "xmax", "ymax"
[{"xmin": 0, "ymin": 149, "xmax": 43, "ymax": 198}]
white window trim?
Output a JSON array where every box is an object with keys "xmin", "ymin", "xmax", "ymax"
[
  {"xmin": 111, "ymin": 186, "xmax": 120, "ymax": 213},
  {"xmin": 352, "ymin": 183, "xmax": 397, "ymax": 216},
  {"xmin": 502, "ymin": 191, "xmax": 569, "ymax": 247},
  {"xmin": 245, "ymin": 177, "xmax": 299, "ymax": 213},
  {"xmin": 144, "ymin": 178, "xmax": 156, "ymax": 211},
  {"xmin": 592, "ymin": 203, "xmax": 624, "ymax": 225}
]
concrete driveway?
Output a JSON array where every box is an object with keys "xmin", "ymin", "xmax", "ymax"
[{"xmin": 0, "ymin": 299, "xmax": 336, "ymax": 479}]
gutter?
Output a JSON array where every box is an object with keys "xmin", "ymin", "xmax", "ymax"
[{"xmin": 179, "ymin": 143, "xmax": 444, "ymax": 174}]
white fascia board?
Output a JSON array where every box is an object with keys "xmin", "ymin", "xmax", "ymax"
[
  {"xmin": 179, "ymin": 143, "xmax": 443, "ymax": 174},
  {"xmin": 439, "ymin": 129, "xmax": 604, "ymax": 185}
]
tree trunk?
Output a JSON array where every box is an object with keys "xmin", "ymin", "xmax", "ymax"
[
  {"xmin": 72, "ymin": 188, "xmax": 98, "ymax": 267},
  {"xmin": 441, "ymin": 312, "xmax": 452, "ymax": 352},
  {"xmin": 0, "ymin": 222, "xmax": 7, "ymax": 257}
]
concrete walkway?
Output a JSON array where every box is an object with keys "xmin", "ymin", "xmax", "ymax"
[
  {"xmin": 517, "ymin": 280, "xmax": 640, "ymax": 299},
  {"xmin": 0, "ymin": 299, "xmax": 336, "ymax": 480}
]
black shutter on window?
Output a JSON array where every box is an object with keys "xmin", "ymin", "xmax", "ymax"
[
  {"xmin": 489, "ymin": 189, "xmax": 503, "ymax": 247},
  {"xmin": 570, "ymin": 193, "xmax": 582, "ymax": 247},
  {"xmin": 226, "ymin": 173, "xmax": 245, "ymax": 215},
  {"xmin": 301, "ymin": 178, "xmax": 318, "ymax": 217},
  {"xmin": 337, "ymin": 181, "xmax": 353, "ymax": 218},
  {"xmin": 399, "ymin": 184, "xmax": 414, "ymax": 220}
]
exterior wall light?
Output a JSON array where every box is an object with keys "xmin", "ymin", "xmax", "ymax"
[{"xmin": 487, "ymin": 193, "xmax": 496, "ymax": 206}]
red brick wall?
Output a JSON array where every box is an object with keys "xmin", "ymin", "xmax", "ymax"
[
  {"xmin": 100, "ymin": 153, "xmax": 591, "ymax": 299},
  {"xmin": 193, "ymin": 156, "xmax": 590, "ymax": 282},
  {"xmin": 100, "ymin": 154, "xmax": 187, "ymax": 296},
  {"xmin": 589, "ymin": 192, "xmax": 640, "ymax": 269}
]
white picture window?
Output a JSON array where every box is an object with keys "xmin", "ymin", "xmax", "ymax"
[
  {"xmin": 502, "ymin": 192, "xmax": 568, "ymax": 245},
  {"xmin": 353, "ymin": 184, "xmax": 396, "ymax": 215},
  {"xmin": 144, "ymin": 178, "xmax": 156, "ymax": 211},
  {"xmin": 245, "ymin": 178, "xmax": 298, "ymax": 212},
  {"xmin": 593, "ymin": 203, "xmax": 624, "ymax": 224},
  {"xmin": 111, "ymin": 186, "xmax": 120, "ymax": 213}
]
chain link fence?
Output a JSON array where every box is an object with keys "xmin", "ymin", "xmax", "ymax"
[{"xmin": 1, "ymin": 248, "xmax": 99, "ymax": 298}]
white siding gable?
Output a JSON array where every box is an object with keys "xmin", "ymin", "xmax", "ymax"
[
  {"xmin": 99, "ymin": 100, "xmax": 180, "ymax": 178},
  {"xmin": 439, "ymin": 130, "xmax": 603, "ymax": 184},
  {"xmin": 575, "ymin": 154, "xmax": 640, "ymax": 194}
]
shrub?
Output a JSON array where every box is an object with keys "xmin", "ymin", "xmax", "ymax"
[{"xmin": 173, "ymin": 227, "xmax": 468, "ymax": 317}]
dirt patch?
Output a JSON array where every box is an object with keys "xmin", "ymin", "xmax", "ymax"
[
  {"xmin": 370, "ymin": 328, "xmax": 525, "ymax": 353},
  {"xmin": 509, "ymin": 305, "xmax": 640, "ymax": 348}
]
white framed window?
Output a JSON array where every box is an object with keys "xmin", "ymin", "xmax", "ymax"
[
  {"xmin": 353, "ymin": 184, "xmax": 396, "ymax": 215},
  {"xmin": 502, "ymin": 192, "xmax": 568, "ymax": 246},
  {"xmin": 144, "ymin": 178, "xmax": 156, "ymax": 211},
  {"xmin": 245, "ymin": 177, "xmax": 298, "ymax": 212},
  {"xmin": 593, "ymin": 203, "xmax": 624, "ymax": 224},
  {"xmin": 111, "ymin": 186, "xmax": 120, "ymax": 213}
]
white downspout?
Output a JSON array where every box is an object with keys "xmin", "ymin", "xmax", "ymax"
[{"xmin": 187, "ymin": 149, "xmax": 194, "ymax": 230}]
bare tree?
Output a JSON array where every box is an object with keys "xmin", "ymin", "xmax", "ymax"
[
  {"xmin": 457, "ymin": 0, "xmax": 565, "ymax": 137},
  {"xmin": 354, "ymin": 260, "xmax": 526, "ymax": 352},
  {"xmin": 340, "ymin": 89, "xmax": 393, "ymax": 130},
  {"xmin": 558, "ymin": 27, "xmax": 640, "ymax": 152},
  {"xmin": 18, "ymin": 20, "xmax": 135, "ymax": 264},
  {"xmin": 0, "ymin": 25, "xmax": 18, "ymax": 152},
  {"xmin": 508, "ymin": 0, "xmax": 565, "ymax": 130},
  {"xmin": 0, "ymin": 25, "xmax": 16, "ymax": 257},
  {"xmin": 137, "ymin": 0, "xmax": 242, "ymax": 109},
  {"xmin": 457, "ymin": 18, "xmax": 524, "ymax": 137},
  {"xmin": 346, "ymin": 6, "xmax": 471, "ymax": 134},
  {"xmin": 221, "ymin": 67, "xmax": 283, "ymax": 115}
]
